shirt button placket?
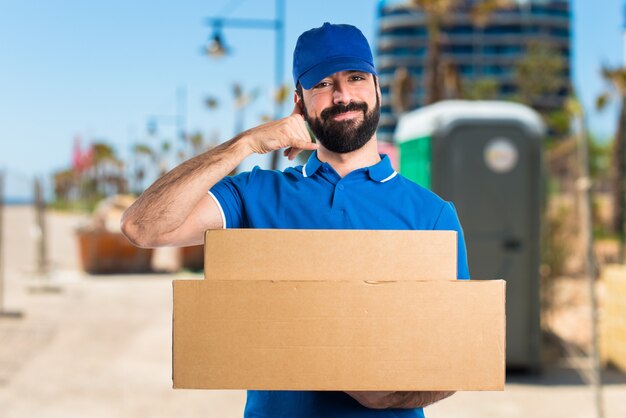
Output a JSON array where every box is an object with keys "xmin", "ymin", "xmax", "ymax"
[{"xmin": 331, "ymin": 182, "xmax": 345, "ymax": 210}]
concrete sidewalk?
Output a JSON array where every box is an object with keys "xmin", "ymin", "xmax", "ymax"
[
  {"xmin": 1, "ymin": 272, "xmax": 625, "ymax": 418},
  {"xmin": 0, "ymin": 274, "xmax": 246, "ymax": 418}
]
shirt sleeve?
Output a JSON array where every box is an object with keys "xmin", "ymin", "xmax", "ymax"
[
  {"xmin": 433, "ymin": 201, "xmax": 470, "ymax": 280},
  {"xmin": 209, "ymin": 170, "xmax": 255, "ymax": 229}
]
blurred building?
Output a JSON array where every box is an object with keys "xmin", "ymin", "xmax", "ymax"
[{"xmin": 375, "ymin": 0, "xmax": 571, "ymax": 142}]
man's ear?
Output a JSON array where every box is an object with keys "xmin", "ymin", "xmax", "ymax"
[
  {"xmin": 374, "ymin": 76, "xmax": 382, "ymax": 102},
  {"xmin": 294, "ymin": 92, "xmax": 304, "ymax": 113}
]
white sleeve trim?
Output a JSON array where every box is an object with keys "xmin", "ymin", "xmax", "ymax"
[
  {"xmin": 207, "ymin": 190, "xmax": 227, "ymax": 229},
  {"xmin": 380, "ymin": 171, "xmax": 398, "ymax": 183},
  {"xmin": 302, "ymin": 164, "xmax": 308, "ymax": 178}
]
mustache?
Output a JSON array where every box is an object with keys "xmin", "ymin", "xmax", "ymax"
[{"xmin": 320, "ymin": 102, "xmax": 368, "ymax": 122}]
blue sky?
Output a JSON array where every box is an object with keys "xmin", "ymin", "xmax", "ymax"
[{"xmin": 0, "ymin": 0, "xmax": 623, "ymax": 200}]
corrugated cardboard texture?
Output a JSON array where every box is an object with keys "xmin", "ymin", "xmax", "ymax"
[
  {"xmin": 203, "ymin": 229, "xmax": 457, "ymax": 281},
  {"xmin": 173, "ymin": 279, "xmax": 505, "ymax": 391}
]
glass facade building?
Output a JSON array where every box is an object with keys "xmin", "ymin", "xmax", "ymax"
[{"xmin": 375, "ymin": 0, "xmax": 571, "ymax": 141}]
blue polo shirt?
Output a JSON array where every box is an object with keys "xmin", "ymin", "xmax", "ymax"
[{"xmin": 209, "ymin": 151, "xmax": 469, "ymax": 418}]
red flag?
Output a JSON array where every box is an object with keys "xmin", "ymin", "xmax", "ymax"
[
  {"xmin": 72, "ymin": 136, "xmax": 82, "ymax": 172},
  {"xmin": 82, "ymin": 145, "xmax": 93, "ymax": 171}
]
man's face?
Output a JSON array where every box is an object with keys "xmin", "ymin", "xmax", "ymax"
[{"xmin": 299, "ymin": 71, "xmax": 380, "ymax": 154}]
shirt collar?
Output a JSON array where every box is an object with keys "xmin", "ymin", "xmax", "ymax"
[
  {"xmin": 367, "ymin": 154, "xmax": 397, "ymax": 183},
  {"xmin": 302, "ymin": 151, "xmax": 324, "ymax": 178},
  {"xmin": 302, "ymin": 151, "xmax": 397, "ymax": 183}
]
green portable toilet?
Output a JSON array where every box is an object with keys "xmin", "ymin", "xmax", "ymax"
[{"xmin": 395, "ymin": 100, "xmax": 545, "ymax": 371}]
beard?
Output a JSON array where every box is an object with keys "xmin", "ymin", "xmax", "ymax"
[{"xmin": 302, "ymin": 96, "xmax": 380, "ymax": 154}]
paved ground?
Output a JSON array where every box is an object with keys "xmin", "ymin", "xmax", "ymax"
[
  {"xmin": 0, "ymin": 273, "xmax": 247, "ymax": 418},
  {"xmin": 1, "ymin": 206, "xmax": 625, "ymax": 418}
]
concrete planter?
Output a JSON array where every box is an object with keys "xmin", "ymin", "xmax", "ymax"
[{"xmin": 77, "ymin": 229, "xmax": 153, "ymax": 274}]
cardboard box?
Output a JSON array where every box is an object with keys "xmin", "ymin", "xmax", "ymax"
[
  {"xmin": 203, "ymin": 229, "xmax": 457, "ymax": 281},
  {"xmin": 173, "ymin": 229, "xmax": 506, "ymax": 391}
]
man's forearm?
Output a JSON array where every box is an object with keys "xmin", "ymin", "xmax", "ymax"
[
  {"xmin": 121, "ymin": 135, "xmax": 250, "ymax": 246},
  {"xmin": 346, "ymin": 390, "xmax": 455, "ymax": 409},
  {"xmin": 121, "ymin": 103, "xmax": 318, "ymax": 247},
  {"xmin": 380, "ymin": 390, "xmax": 455, "ymax": 409}
]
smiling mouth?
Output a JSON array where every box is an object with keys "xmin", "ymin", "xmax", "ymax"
[{"xmin": 332, "ymin": 110, "xmax": 362, "ymax": 121}]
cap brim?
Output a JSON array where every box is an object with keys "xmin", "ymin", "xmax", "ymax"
[{"xmin": 298, "ymin": 57, "xmax": 377, "ymax": 90}]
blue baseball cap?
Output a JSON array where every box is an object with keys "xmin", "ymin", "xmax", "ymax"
[{"xmin": 292, "ymin": 22, "xmax": 377, "ymax": 90}]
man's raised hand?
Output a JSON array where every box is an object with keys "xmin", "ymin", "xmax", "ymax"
[{"xmin": 243, "ymin": 101, "xmax": 318, "ymax": 159}]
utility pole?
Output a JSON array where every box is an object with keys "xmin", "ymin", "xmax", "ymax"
[
  {"xmin": 146, "ymin": 85, "xmax": 188, "ymax": 174},
  {"xmin": 570, "ymin": 98, "xmax": 604, "ymax": 418},
  {"xmin": 0, "ymin": 170, "xmax": 23, "ymax": 318},
  {"xmin": 29, "ymin": 176, "xmax": 60, "ymax": 293},
  {"xmin": 34, "ymin": 177, "xmax": 48, "ymax": 278}
]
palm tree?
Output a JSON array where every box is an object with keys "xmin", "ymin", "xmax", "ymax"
[
  {"xmin": 52, "ymin": 168, "xmax": 76, "ymax": 203},
  {"xmin": 409, "ymin": 0, "xmax": 513, "ymax": 104},
  {"xmin": 189, "ymin": 132, "xmax": 206, "ymax": 157},
  {"xmin": 92, "ymin": 142, "xmax": 127, "ymax": 197},
  {"xmin": 270, "ymin": 83, "xmax": 293, "ymax": 170},
  {"xmin": 90, "ymin": 142, "xmax": 115, "ymax": 197},
  {"xmin": 597, "ymin": 67, "xmax": 626, "ymax": 258},
  {"xmin": 391, "ymin": 67, "xmax": 415, "ymax": 113},
  {"xmin": 463, "ymin": 77, "xmax": 499, "ymax": 100},
  {"xmin": 222, "ymin": 83, "xmax": 261, "ymax": 174},
  {"xmin": 513, "ymin": 39, "xmax": 569, "ymax": 138},
  {"xmin": 159, "ymin": 141, "xmax": 172, "ymax": 176},
  {"xmin": 131, "ymin": 143, "xmax": 155, "ymax": 194},
  {"xmin": 232, "ymin": 82, "xmax": 260, "ymax": 135},
  {"xmin": 514, "ymin": 40, "xmax": 566, "ymax": 107},
  {"xmin": 409, "ymin": 0, "xmax": 454, "ymax": 104}
]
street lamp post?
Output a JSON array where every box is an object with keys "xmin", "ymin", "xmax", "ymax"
[
  {"xmin": 146, "ymin": 86, "xmax": 187, "ymax": 161},
  {"xmin": 147, "ymin": 86, "xmax": 187, "ymax": 145},
  {"xmin": 204, "ymin": 0, "xmax": 286, "ymax": 168}
]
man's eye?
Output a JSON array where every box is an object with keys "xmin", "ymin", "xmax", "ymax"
[
  {"xmin": 313, "ymin": 82, "xmax": 330, "ymax": 89},
  {"xmin": 350, "ymin": 75, "xmax": 365, "ymax": 81}
]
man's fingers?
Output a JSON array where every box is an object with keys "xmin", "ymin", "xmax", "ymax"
[
  {"xmin": 281, "ymin": 140, "xmax": 317, "ymax": 161},
  {"xmin": 287, "ymin": 147, "xmax": 303, "ymax": 161},
  {"xmin": 298, "ymin": 119, "xmax": 312, "ymax": 142},
  {"xmin": 247, "ymin": 110, "xmax": 314, "ymax": 156},
  {"xmin": 294, "ymin": 140, "xmax": 318, "ymax": 151}
]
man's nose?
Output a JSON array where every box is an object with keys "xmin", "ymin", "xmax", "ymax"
[{"xmin": 332, "ymin": 82, "xmax": 353, "ymax": 105}]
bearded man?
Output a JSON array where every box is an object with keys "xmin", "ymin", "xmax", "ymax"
[{"xmin": 122, "ymin": 22, "xmax": 469, "ymax": 418}]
